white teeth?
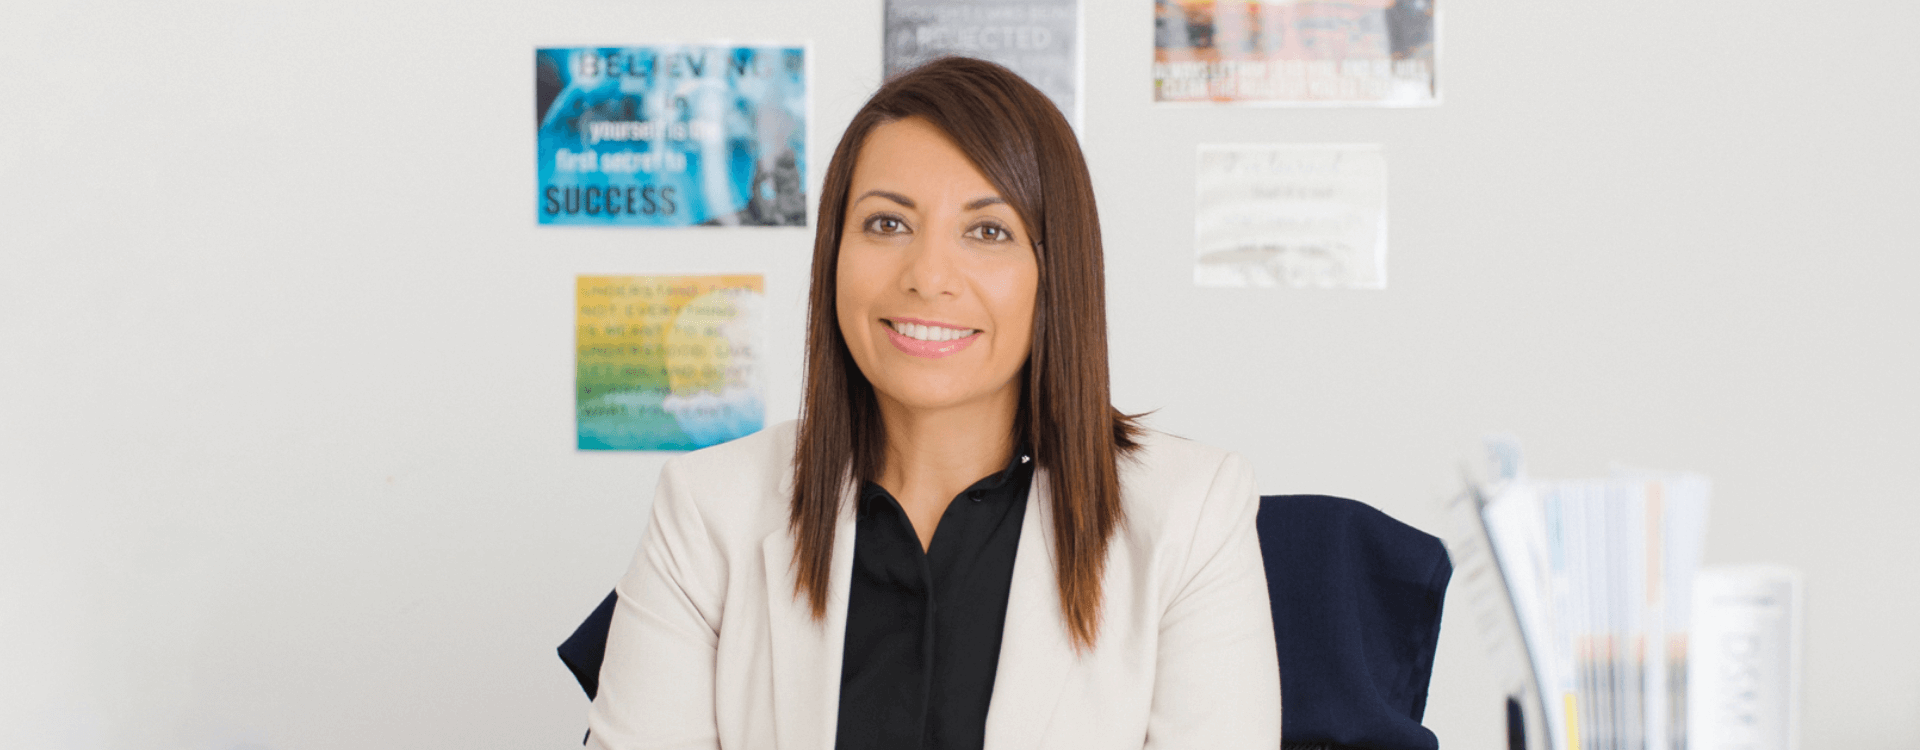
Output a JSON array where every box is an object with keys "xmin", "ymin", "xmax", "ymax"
[{"xmin": 893, "ymin": 321, "xmax": 972, "ymax": 342}]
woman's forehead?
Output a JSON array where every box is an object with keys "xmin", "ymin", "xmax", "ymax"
[{"xmin": 848, "ymin": 118, "xmax": 1002, "ymax": 205}]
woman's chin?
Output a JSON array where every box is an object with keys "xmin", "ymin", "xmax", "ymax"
[{"xmin": 872, "ymin": 381, "xmax": 1016, "ymax": 417}]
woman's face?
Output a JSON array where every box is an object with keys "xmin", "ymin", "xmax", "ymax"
[{"xmin": 835, "ymin": 117, "xmax": 1040, "ymax": 416}]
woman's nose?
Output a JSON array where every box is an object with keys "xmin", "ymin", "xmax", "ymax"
[{"xmin": 901, "ymin": 231, "xmax": 962, "ymax": 298}]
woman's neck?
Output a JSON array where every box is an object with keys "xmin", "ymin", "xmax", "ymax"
[{"xmin": 873, "ymin": 387, "xmax": 1020, "ymax": 548}]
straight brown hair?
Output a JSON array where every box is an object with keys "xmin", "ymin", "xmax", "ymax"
[{"xmin": 790, "ymin": 57, "xmax": 1140, "ymax": 650}]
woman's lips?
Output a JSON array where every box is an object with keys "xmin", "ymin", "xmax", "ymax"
[{"xmin": 883, "ymin": 319, "xmax": 981, "ymax": 359}]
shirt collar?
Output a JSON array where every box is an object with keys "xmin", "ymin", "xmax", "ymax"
[
  {"xmin": 972, "ymin": 444, "xmax": 1034, "ymax": 494},
  {"xmin": 858, "ymin": 444, "xmax": 1034, "ymax": 512}
]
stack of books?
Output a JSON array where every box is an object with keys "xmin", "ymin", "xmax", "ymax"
[{"xmin": 1444, "ymin": 440, "xmax": 1712, "ymax": 750}]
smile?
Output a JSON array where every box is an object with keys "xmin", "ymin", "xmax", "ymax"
[{"xmin": 883, "ymin": 318, "xmax": 982, "ymax": 358}]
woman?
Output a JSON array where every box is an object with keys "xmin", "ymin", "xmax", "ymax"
[{"xmin": 588, "ymin": 58, "xmax": 1280, "ymax": 750}]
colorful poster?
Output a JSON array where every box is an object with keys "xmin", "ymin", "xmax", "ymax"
[
  {"xmin": 576, "ymin": 275, "xmax": 765, "ymax": 451},
  {"xmin": 885, "ymin": 0, "xmax": 1081, "ymax": 126},
  {"xmin": 1153, "ymin": 0, "xmax": 1437, "ymax": 105},
  {"xmin": 1194, "ymin": 144, "xmax": 1387, "ymax": 288},
  {"xmin": 536, "ymin": 46, "xmax": 807, "ymax": 226}
]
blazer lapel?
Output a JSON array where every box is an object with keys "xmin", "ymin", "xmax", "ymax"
[
  {"xmin": 983, "ymin": 469, "xmax": 1077, "ymax": 750},
  {"xmin": 762, "ymin": 490, "xmax": 857, "ymax": 750}
]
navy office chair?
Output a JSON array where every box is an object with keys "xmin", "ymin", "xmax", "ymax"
[
  {"xmin": 558, "ymin": 590, "xmax": 619, "ymax": 702},
  {"xmin": 560, "ymin": 494, "xmax": 1451, "ymax": 750},
  {"xmin": 1259, "ymin": 495, "xmax": 1451, "ymax": 750}
]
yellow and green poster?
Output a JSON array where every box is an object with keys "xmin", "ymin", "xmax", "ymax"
[{"xmin": 576, "ymin": 275, "xmax": 764, "ymax": 450}]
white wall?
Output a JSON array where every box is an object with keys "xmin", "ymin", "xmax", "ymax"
[{"xmin": 3, "ymin": 0, "xmax": 1915, "ymax": 748}]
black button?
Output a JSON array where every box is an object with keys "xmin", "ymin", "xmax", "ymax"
[{"xmin": 969, "ymin": 490, "xmax": 985, "ymax": 501}]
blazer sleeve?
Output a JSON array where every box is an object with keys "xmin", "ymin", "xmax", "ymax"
[
  {"xmin": 587, "ymin": 459, "xmax": 727, "ymax": 750},
  {"xmin": 1144, "ymin": 452, "xmax": 1282, "ymax": 749}
]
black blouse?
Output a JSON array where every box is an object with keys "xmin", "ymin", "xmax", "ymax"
[{"xmin": 833, "ymin": 448, "xmax": 1035, "ymax": 750}]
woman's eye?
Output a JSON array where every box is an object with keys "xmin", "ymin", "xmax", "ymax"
[
  {"xmin": 968, "ymin": 224, "xmax": 1012, "ymax": 242},
  {"xmin": 866, "ymin": 215, "xmax": 907, "ymax": 234}
]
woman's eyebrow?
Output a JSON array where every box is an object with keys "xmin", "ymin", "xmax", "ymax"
[
  {"xmin": 964, "ymin": 196, "xmax": 1005, "ymax": 211},
  {"xmin": 853, "ymin": 189, "xmax": 915, "ymax": 208}
]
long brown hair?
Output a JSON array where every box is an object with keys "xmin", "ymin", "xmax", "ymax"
[{"xmin": 790, "ymin": 57, "xmax": 1140, "ymax": 650}]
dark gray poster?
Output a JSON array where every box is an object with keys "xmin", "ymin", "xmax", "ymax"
[{"xmin": 885, "ymin": 0, "xmax": 1081, "ymax": 126}]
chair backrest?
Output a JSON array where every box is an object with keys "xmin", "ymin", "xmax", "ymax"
[
  {"xmin": 1258, "ymin": 494, "xmax": 1451, "ymax": 750},
  {"xmin": 559, "ymin": 590, "xmax": 618, "ymax": 700},
  {"xmin": 560, "ymin": 494, "xmax": 1454, "ymax": 750}
]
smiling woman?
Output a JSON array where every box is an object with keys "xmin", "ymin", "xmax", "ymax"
[
  {"xmin": 836, "ymin": 117, "xmax": 1037, "ymax": 378},
  {"xmin": 586, "ymin": 58, "xmax": 1281, "ymax": 750}
]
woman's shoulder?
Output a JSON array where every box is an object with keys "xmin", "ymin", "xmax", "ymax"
[
  {"xmin": 663, "ymin": 418, "xmax": 797, "ymax": 479},
  {"xmin": 1118, "ymin": 428, "xmax": 1246, "ymax": 490},
  {"xmin": 1114, "ymin": 428, "xmax": 1257, "ymax": 541},
  {"xmin": 654, "ymin": 419, "xmax": 799, "ymax": 538}
]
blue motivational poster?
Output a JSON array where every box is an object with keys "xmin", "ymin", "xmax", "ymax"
[{"xmin": 535, "ymin": 45, "xmax": 808, "ymax": 226}]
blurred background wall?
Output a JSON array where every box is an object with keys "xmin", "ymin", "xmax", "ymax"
[{"xmin": 2, "ymin": 0, "xmax": 1915, "ymax": 747}]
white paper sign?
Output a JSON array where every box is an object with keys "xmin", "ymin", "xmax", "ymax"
[{"xmin": 1194, "ymin": 144, "xmax": 1387, "ymax": 289}]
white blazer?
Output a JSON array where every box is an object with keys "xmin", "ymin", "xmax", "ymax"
[{"xmin": 586, "ymin": 420, "xmax": 1281, "ymax": 750}]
